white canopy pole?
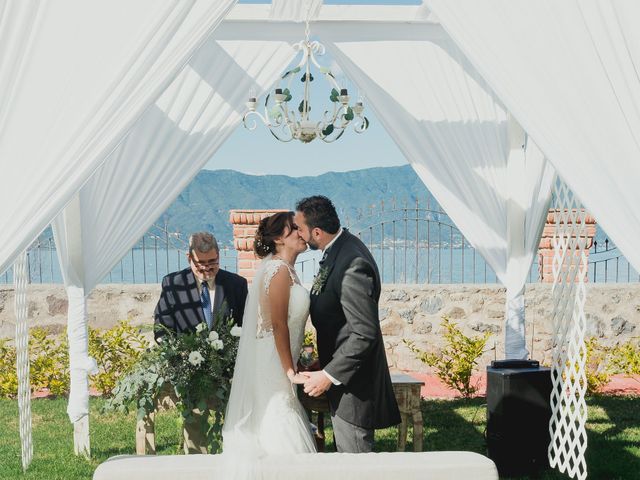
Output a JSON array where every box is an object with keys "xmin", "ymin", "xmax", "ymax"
[
  {"xmin": 504, "ymin": 116, "xmax": 529, "ymax": 359},
  {"xmin": 55, "ymin": 194, "xmax": 97, "ymax": 457},
  {"xmin": 14, "ymin": 251, "xmax": 33, "ymax": 471}
]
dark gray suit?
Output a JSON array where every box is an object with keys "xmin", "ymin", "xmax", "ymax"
[
  {"xmin": 154, "ymin": 268, "xmax": 247, "ymax": 341},
  {"xmin": 310, "ymin": 229, "xmax": 400, "ymax": 431}
]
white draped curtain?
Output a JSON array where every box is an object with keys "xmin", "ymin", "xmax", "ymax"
[
  {"xmin": 426, "ymin": 0, "xmax": 640, "ymax": 275},
  {"xmin": 0, "ymin": 0, "xmax": 237, "ymax": 277},
  {"xmin": 321, "ymin": 25, "xmax": 555, "ymax": 358},
  {"xmin": 53, "ymin": 23, "xmax": 298, "ymax": 424}
]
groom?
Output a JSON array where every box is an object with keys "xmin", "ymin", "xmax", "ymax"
[{"xmin": 295, "ymin": 196, "xmax": 400, "ymax": 453}]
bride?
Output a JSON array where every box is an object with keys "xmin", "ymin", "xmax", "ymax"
[{"xmin": 222, "ymin": 212, "xmax": 316, "ymax": 470}]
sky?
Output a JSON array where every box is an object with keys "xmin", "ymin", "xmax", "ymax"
[{"xmin": 204, "ymin": 0, "xmax": 418, "ymax": 177}]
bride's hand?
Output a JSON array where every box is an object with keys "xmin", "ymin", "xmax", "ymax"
[{"xmin": 288, "ymin": 371, "xmax": 309, "ymax": 384}]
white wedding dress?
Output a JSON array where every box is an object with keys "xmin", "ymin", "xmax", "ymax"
[{"xmin": 221, "ymin": 255, "xmax": 316, "ymax": 477}]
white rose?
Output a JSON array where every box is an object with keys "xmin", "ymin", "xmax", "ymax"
[
  {"xmin": 208, "ymin": 330, "xmax": 219, "ymax": 342},
  {"xmin": 195, "ymin": 323, "xmax": 207, "ymax": 333},
  {"xmin": 212, "ymin": 339, "xmax": 224, "ymax": 351},
  {"xmin": 230, "ymin": 325, "xmax": 242, "ymax": 337},
  {"xmin": 188, "ymin": 351, "xmax": 204, "ymax": 366}
]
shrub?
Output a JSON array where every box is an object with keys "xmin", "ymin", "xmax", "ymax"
[
  {"xmin": 30, "ymin": 328, "xmax": 70, "ymax": 396},
  {"xmin": 0, "ymin": 328, "xmax": 69, "ymax": 398},
  {"xmin": 584, "ymin": 337, "xmax": 612, "ymax": 395},
  {"xmin": 0, "ymin": 320, "xmax": 148, "ymax": 398},
  {"xmin": 0, "ymin": 338, "xmax": 18, "ymax": 397},
  {"xmin": 611, "ymin": 339, "xmax": 640, "ymax": 380},
  {"xmin": 405, "ymin": 317, "xmax": 490, "ymax": 398},
  {"xmin": 89, "ymin": 320, "xmax": 149, "ymax": 396}
]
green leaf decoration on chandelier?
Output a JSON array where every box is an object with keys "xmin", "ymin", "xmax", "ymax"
[
  {"xmin": 322, "ymin": 124, "xmax": 334, "ymax": 136},
  {"xmin": 301, "ymin": 73, "xmax": 314, "ymax": 82},
  {"xmin": 282, "ymin": 88, "xmax": 292, "ymax": 102},
  {"xmin": 363, "ymin": 117, "xmax": 370, "ymax": 129},
  {"xmin": 298, "ymin": 100, "xmax": 311, "ymax": 113},
  {"xmin": 329, "ymin": 88, "xmax": 339, "ymax": 103},
  {"xmin": 282, "ymin": 66, "xmax": 301, "ymax": 79},
  {"xmin": 344, "ymin": 106, "xmax": 354, "ymax": 121},
  {"xmin": 269, "ymin": 106, "xmax": 282, "ymax": 118}
]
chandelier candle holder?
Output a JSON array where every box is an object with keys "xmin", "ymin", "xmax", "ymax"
[{"xmin": 243, "ymin": 22, "xmax": 369, "ymax": 143}]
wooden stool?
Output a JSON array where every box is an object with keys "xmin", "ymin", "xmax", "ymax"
[
  {"xmin": 391, "ymin": 373, "xmax": 424, "ymax": 452},
  {"xmin": 298, "ymin": 373, "xmax": 425, "ymax": 452}
]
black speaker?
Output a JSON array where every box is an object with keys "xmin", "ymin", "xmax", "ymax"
[{"xmin": 486, "ymin": 360, "xmax": 552, "ymax": 477}]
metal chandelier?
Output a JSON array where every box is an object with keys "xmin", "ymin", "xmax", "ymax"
[{"xmin": 243, "ymin": 21, "xmax": 369, "ymax": 144}]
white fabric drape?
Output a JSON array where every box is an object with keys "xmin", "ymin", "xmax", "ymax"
[
  {"xmin": 321, "ymin": 26, "xmax": 554, "ymax": 358},
  {"xmin": 426, "ymin": 0, "xmax": 640, "ymax": 276},
  {"xmin": 269, "ymin": 0, "xmax": 323, "ymax": 21},
  {"xmin": 0, "ymin": 0, "xmax": 237, "ymax": 277},
  {"xmin": 53, "ymin": 23, "xmax": 298, "ymax": 423}
]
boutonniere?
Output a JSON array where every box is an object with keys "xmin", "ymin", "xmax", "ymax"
[{"xmin": 311, "ymin": 266, "xmax": 329, "ymax": 295}]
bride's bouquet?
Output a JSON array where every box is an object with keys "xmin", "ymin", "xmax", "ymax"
[{"xmin": 105, "ymin": 304, "xmax": 242, "ymax": 452}]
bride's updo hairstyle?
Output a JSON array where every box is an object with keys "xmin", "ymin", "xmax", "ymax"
[{"xmin": 254, "ymin": 211, "xmax": 295, "ymax": 258}]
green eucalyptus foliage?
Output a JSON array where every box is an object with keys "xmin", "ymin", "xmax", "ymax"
[{"xmin": 104, "ymin": 307, "xmax": 240, "ymax": 453}]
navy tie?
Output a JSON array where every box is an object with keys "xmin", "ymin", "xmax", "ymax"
[{"xmin": 201, "ymin": 281, "xmax": 213, "ymax": 330}]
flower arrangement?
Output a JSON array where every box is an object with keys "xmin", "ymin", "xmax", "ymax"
[{"xmin": 105, "ymin": 305, "xmax": 241, "ymax": 452}]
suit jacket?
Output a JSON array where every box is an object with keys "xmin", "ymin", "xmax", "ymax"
[
  {"xmin": 310, "ymin": 229, "xmax": 400, "ymax": 429},
  {"xmin": 154, "ymin": 268, "xmax": 248, "ymax": 341}
]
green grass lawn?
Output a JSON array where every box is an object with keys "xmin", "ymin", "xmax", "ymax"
[{"xmin": 0, "ymin": 396, "xmax": 638, "ymax": 480}]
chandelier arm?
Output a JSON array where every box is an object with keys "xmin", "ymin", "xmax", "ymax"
[
  {"xmin": 320, "ymin": 127, "xmax": 346, "ymax": 144},
  {"xmin": 262, "ymin": 100, "xmax": 285, "ymax": 128},
  {"xmin": 288, "ymin": 42, "xmax": 308, "ymax": 72},
  {"xmin": 243, "ymin": 111, "xmax": 268, "ymax": 131},
  {"xmin": 324, "ymin": 73, "xmax": 341, "ymax": 92},
  {"xmin": 308, "ymin": 40, "xmax": 325, "ymax": 56},
  {"xmin": 302, "ymin": 46, "xmax": 312, "ymax": 120},
  {"xmin": 334, "ymin": 105, "xmax": 351, "ymax": 128},
  {"xmin": 268, "ymin": 126, "xmax": 294, "ymax": 142},
  {"xmin": 320, "ymin": 102, "xmax": 339, "ymax": 127},
  {"xmin": 353, "ymin": 116, "xmax": 369, "ymax": 133}
]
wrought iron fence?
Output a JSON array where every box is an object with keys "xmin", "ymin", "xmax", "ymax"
[
  {"xmin": 344, "ymin": 198, "xmax": 535, "ymax": 284},
  {"xmin": 588, "ymin": 238, "xmax": 639, "ymax": 283},
  {"xmin": 2, "ymin": 202, "xmax": 638, "ymax": 285},
  {"xmin": 0, "ymin": 223, "xmax": 238, "ymax": 285}
]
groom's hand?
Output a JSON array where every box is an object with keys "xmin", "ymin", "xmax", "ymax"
[{"xmin": 303, "ymin": 371, "xmax": 332, "ymax": 397}]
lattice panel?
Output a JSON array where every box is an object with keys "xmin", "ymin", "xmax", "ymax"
[
  {"xmin": 548, "ymin": 181, "xmax": 588, "ymax": 480},
  {"xmin": 14, "ymin": 251, "xmax": 33, "ymax": 471}
]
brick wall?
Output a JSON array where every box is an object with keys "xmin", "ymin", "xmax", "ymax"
[{"xmin": 229, "ymin": 209, "xmax": 288, "ymax": 283}]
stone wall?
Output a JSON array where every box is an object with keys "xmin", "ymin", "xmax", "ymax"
[{"xmin": 1, "ymin": 284, "xmax": 638, "ymax": 372}]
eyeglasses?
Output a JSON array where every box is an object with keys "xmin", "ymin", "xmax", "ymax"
[{"xmin": 190, "ymin": 257, "xmax": 220, "ymax": 269}]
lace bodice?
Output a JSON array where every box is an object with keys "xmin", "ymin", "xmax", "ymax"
[{"xmin": 256, "ymin": 258, "xmax": 309, "ymax": 347}]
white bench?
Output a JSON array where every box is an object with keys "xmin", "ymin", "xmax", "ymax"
[{"xmin": 93, "ymin": 451, "xmax": 498, "ymax": 480}]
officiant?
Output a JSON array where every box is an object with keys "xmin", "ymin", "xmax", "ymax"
[
  {"xmin": 153, "ymin": 231, "xmax": 248, "ymax": 453},
  {"xmin": 154, "ymin": 231, "xmax": 248, "ymax": 340}
]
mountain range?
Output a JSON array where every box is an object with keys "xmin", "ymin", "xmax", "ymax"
[{"xmin": 154, "ymin": 164, "xmax": 440, "ymax": 247}]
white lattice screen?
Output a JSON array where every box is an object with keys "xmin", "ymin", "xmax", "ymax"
[
  {"xmin": 14, "ymin": 251, "xmax": 33, "ymax": 471},
  {"xmin": 548, "ymin": 181, "xmax": 588, "ymax": 480}
]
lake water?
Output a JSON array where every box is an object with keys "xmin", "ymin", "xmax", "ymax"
[{"xmin": 1, "ymin": 246, "xmax": 526, "ymax": 286}]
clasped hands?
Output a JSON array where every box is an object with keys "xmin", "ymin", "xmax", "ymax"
[{"xmin": 287, "ymin": 370, "xmax": 332, "ymax": 397}]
